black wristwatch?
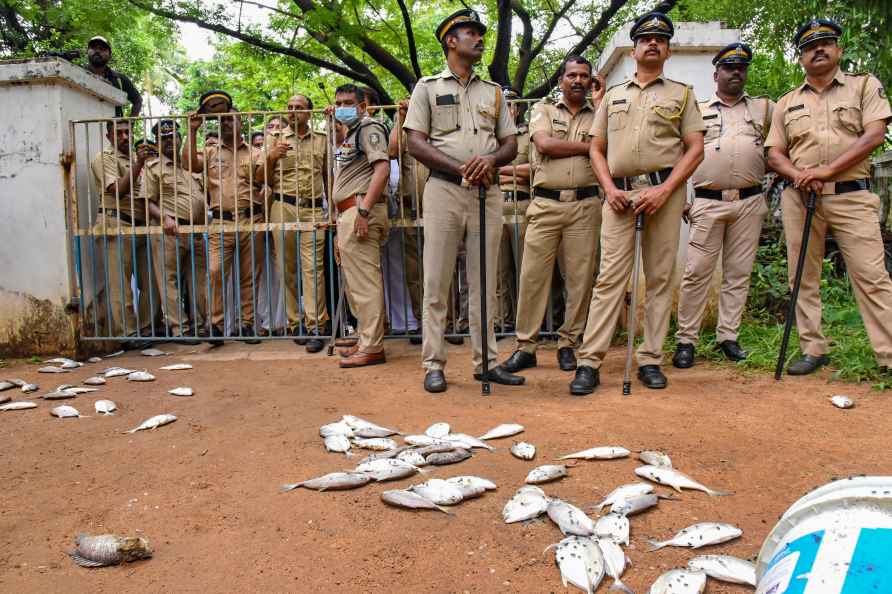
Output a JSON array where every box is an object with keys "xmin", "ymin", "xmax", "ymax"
[{"xmin": 357, "ymin": 207, "xmax": 370, "ymax": 218}]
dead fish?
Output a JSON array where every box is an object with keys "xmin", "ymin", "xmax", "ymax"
[
  {"xmin": 413, "ymin": 443, "xmax": 457, "ymax": 456},
  {"xmin": 635, "ymin": 465, "xmax": 732, "ymax": 497},
  {"xmin": 83, "ymin": 376, "xmax": 106, "ymax": 386},
  {"xmin": 106, "ymin": 350, "xmax": 125, "ymax": 358},
  {"xmin": 687, "ymin": 554, "xmax": 756, "ymax": 586},
  {"xmin": 478, "ymin": 423, "xmax": 524, "ymax": 440},
  {"xmin": 320, "ymin": 420, "xmax": 354, "ymax": 438},
  {"xmin": 353, "ymin": 426, "xmax": 398, "ymax": 438},
  {"xmin": 38, "ymin": 366, "xmax": 68, "ymax": 374},
  {"xmin": 597, "ymin": 482, "xmax": 654, "ymax": 511},
  {"xmin": 63, "ymin": 387, "xmax": 99, "ymax": 395},
  {"xmin": 380, "ymin": 489, "xmax": 452, "ymax": 514},
  {"xmin": 830, "ymin": 395, "xmax": 854, "ymax": 409},
  {"xmin": 547, "ymin": 498, "xmax": 596, "ymax": 536},
  {"xmin": 396, "ymin": 450, "xmax": 428, "ymax": 467},
  {"xmin": 648, "ymin": 569, "xmax": 706, "ymax": 594},
  {"xmin": 51, "ymin": 405, "xmax": 81, "ymax": 418},
  {"xmin": 5, "ymin": 378, "xmax": 26, "ymax": 387},
  {"xmin": 127, "ymin": 371, "xmax": 155, "ymax": 382},
  {"xmin": 525, "ymin": 464, "xmax": 568, "ymax": 484},
  {"xmin": 403, "ymin": 434, "xmax": 450, "ymax": 447},
  {"xmin": 354, "ymin": 458, "xmax": 422, "ymax": 481},
  {"xmin": 168, "ymin": 387, "xmax": 194, "ymax": 397},
  {"xmin": 446, "ymin": 433, "xmax": 495, "ymax": 451},
  {"xmin": 0, "ymin": 394, "xmax": 10, "ymax": 405},
  {"xmin": 424, "ymin": 422, "xmax": 451, "ymax": 438},
  {"xmin": 611, "ymin": 493, "xmax": 660, "ymax": 516},
  {"xmin": 94, "ymin": 400, "xmax": 117, "ymax": 415},
  {"xmin": 558, "ymin": 446, "xmax": 630, "ymax": 461},
  {"xmin": 511, "ymin": 441, "xmax": 536, "ymax": 460},
  {"xmin": 104, "ymin": 367, "xmax": 133, "ymax": 378},
  {"xmin": 648, "ymin": 522, "xmax": 742, "ymax": 551},
  {"xmin": 126, "ymin": 414, "xmax": 177, "ymax": 433},
  {"xmin": 140, "ymin": 348, "xmax": 168, "ymax": 357},
  {"xmin": 447, "ymin": 476, "xmax": 497, "ymax": 492},
  {"xmin": 342, "ymin": 414, "xmax": 400, "ymax": 435},
  {"xmin": 323, "ymin": 434, "xmax": 352, "ymax": 456},
  {"xmin": 0, "ymin": 401, "xmax": 38, "ymax": 411},
  {"xmin": 0, "ymin": 380, "xmax": 14, "ymax": 392},
  {"xmin": 356, "ymin": 446, "xmax": 410, "ymax": 465},
  {"xmin": 595, "ymin": 512, "xmax": 630, "ymax": 546},
  {"xmin": 281, "ymin": 471, "xmax": 371, "ymax": 492},
  {"xmin": 46, "ymin": 358, "xmax": 83, "ymax": 369},
  {"xmin": 159, "ymin": 363, "xmax": 192, "ymax": 371},
  {"xmin": 503, "ymin": 485, "xmax": 549, "ymax": 523},
  {"xmin": 351, "ymin": 437, "xmax": 399, "ymax": 451},
  {"xmin": 21, "ymin": 383, "xmax": 39, "ymax": 393},
  {"xmin": 546, "ymin": 535, "xmax": 605, "ymax": 594},
  {"xmin": 42, "ymin": 390, "xmax": 77, "ymax": 400},
  {"xmin": 410, "ymin": 479, "xmax": 465, "ymax": 505},
  {"xmin": 426, "ymin": 448, "xmax": 472, "ymax": 466},
  {"xmin": 55, "ymin": 384, "xmax": 76, "ymax": 391},
  {"xmin": 639, "ymin": 450, "xmax": 673, "ymax": 468},
  {"xmin": 596, "ymin": 538, "xmax": 634, "ymax": 594},
  {"xmin": 67, "ymin": 533, "xmax": 152, "ymax": 567},
  {"xmin": 87, "ymin": 356, "xmax": 103, "ymax": 363}
]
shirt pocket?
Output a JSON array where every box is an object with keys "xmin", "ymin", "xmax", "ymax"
[
  {"xmin": 783, "ymin": 107, "xmax": 812, "ymax": 143},
  {"xmin": 833, "ymin": 102, "xmax": 863, "ymax": 135},
  {"xmin": 742, "ymin": 110, "xmax": 763, "ymax": 145},
  {"xmin": 649, "ymin": 98, "xmax": 683, "ymax": 140},
  {"xmin": 476, "ymin": 102, "xmax": 497, "ymax": 132},
  {"xmin": 702, "ymin": 113, "xmax": 721, "ymax": 144},
  {"xmin": 607, "ymin": 101, "xmax": 631, "ymax": 131},
  {"xmin": 551, "ymin": 118, "xmax": 570, "ymax": 139},
  {"xmin": 432, "ymin": 103, "xmax": 460, "ymax": 134}
]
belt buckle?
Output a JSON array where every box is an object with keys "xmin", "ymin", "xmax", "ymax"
[
  {"xmin": 632, "ymin": 174, "xmax": 650, "ymax": 188},
  {"xmin": 559, "ymin": 189, "xmax": 576, "ymax": 202},
  {"xmin": 821, "ymin": 181, "xmax": 836, "ymax": 196},
  {"xmin": 721, "ymin": 189, "xmax": 740, "ymax": 202}
]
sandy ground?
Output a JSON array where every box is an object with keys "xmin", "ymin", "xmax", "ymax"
[{"xmin": 1, "ymin": 338, "xmax": 889, "ymax": 593}]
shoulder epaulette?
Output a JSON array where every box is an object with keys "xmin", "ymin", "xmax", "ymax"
[
  {"xmin": 418, "ymin": 74, "xmax": 443, "ymax": 83},
  {"xmin": 663, "ymin": 77, "xmax": 691, "ymax": 88},
  {"xmin": 477, "ymin": 78, "xmax": 501, "ymax": 88},
  {"xmin": 606, "ymin": 80, "xmax": 630, "ymax": 92}
]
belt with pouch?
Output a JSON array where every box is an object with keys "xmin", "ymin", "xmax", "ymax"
[
  {"xmin": 533, "ymin": 186, "xmax": 599, "ymax": 201},
  {"xmin": 695, "ymin": 185, "xmax": 762, "ymax": 201},
  {"xmin": 211, "ymin": 207, "xmax": 255, "ymax": 222},
  {"xmin": 612, "ymin": 168, "xmax": 673, "ymax": 191},
  {"xmin": 502, "ymin": 190, "xmax": 531, "ymax": 202},
  {"xmin": 820, "ymin": 178, "xmax": 871, "ymax": 195},
  {"xmin": 98, "ymin": 208, "xmax": 134, "ymax": 225}
]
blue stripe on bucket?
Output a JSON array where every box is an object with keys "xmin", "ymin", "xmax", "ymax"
[
  {"xmin": 840, "ymin": 528, "xmax": 892, "ymax": 594},
  {"xmin": 776, "ymin": 531, "xmax": 822, "ymax": 594}
]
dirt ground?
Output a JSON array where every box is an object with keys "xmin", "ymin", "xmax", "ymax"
[{"xmin": 1, "ymin": 338, "xmax": 889, "ymax": 593}]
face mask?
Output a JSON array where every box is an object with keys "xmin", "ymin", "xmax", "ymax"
[{"xmin": 335, "ymin": 106, "xmax": 359, "ymax": 125}]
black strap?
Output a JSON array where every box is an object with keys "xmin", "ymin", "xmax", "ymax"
[
  {"xmin": 834, "ymin": 179, "xmax": 871, "ymax": 194},
  {"xmin": 612, "ymin": 168, "xmax": 673, "ymax": 191},
  {"xmin": 694, "ymin": 185, "xmax": 763, "ymax": 201},
  {"xmin": 272, "ymin": 192, "xmax": 298, "ymax": 206},
  {"xmin": 98, "ymin": 208, "xmax": 133, "ymax": 225},
  {"xmin": 533, "ymin": 185, "xmax": 600, "ymax": 201},
  {"xmin": 211, "ymin": 208, "xmax": 254, "ymax": 222},
  {"xmin": 502, "ymin": 190, "xmax": 531, "ymax": 201},
  {"xmin": 429, "ymin": 169, "xmax": 463, "ymax": 185}
]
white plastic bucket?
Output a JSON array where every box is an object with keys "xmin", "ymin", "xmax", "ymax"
[{"xmin": 756, "ymin": 476, "xmax": 892, "ymax": 594}]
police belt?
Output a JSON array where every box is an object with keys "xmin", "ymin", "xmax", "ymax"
[
  {"xmin": 272, "ymin": 192, "xmax": 317, "ymax": 208},
  {"xmin": 429, "ymin": 169, "xmax": 464, "ymax": 185},
  {"xmin": 210, "ymin": 207, "xmax": 256, "ymax": 222},
  {"xmin": 533, "ymin": 186, "xmax": 599, "ymax": 201},
  {"xmin": 502, "ymin": 190, "xmax": 530, "ymax": 202},
  {"xmin": 98, "ymin": 208, "xmax": 134, "ymax": 225},
  {"xmin": 695, "ymin": 185, "xmax": 762, "ymax": 201},
  {"xmin": 336, "ymin": 193, "xmax": 383, "ymax": 214},
  {"xmin": 822, "ymin": 178, "xmax": 871, "ymax": 195},
  {"xmin": 612, "ymin": 168, "xmax": 673, "ymax": 191}
]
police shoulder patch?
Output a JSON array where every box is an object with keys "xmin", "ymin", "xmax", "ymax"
[{"xmin": 368, "ymin": 130, "xmax": 383, "ymax": 147}]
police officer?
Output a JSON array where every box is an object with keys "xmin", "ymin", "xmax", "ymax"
[
  {"xmin": 259, "ymin": 94, "xmax": 330, "ymax": 352},
  {"xmin": 672, "ymin": 43, "xmax": 774, "ymax": 368},
  {"xmin": 85, "ymin": 36, "xmax": 142, "ymax": 118},
  {"xmin": 330, "ymin": 84, "xmax": 392, "ymax": 368},
  {"xmin": 404, "ymin": 9, "xmax": 523, "ymax": 393},
  {"xmin": 766, "ymin": 19, "xmax": 892, "ymax": 376},
  {"xmin": 570, "ymin": 12, "xmax": 705, "ymax": 395}
]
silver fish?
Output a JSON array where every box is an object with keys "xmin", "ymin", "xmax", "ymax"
[
  {"xmin": 0, "ymin": 380, "xmax": 14, "ymax": 391},
  {"xmin": 46, "ymin": 357, "xmax": 82, "ymax": 367},
  {"xmin": 424, "ymin": 422, "xmax": 451, "ymax": 438},
  {"xmin": 51, "ymin": 405, "xmax": 80, "ymax": 418},
  {"xmin": 426, "ymin": 448, "xmax": 472, "ymax": 466},
  {"xmin": 413, "ymin": 443, "xmax": 457, "ymax": 456},
  {"xmin": 55, "ymin": 384, "xmax": 76, "ymax": 391},
  {"xmin": 351, "ymin": 437, "xmax": 399, "ymax": 451},
  {"xmin": 511, "ymin": 441, "xmax": 536, "ymax": 460},
  {"xmin": 611, "ymin": 493, "xmax": 659, "ymax": 516},
  {"xmin": 353, "ymin": 426, "xmax": 398, "ymax": 438},
  {"xmin": 38, "ymin": 366, "xmax": 68, "ymax": 374},
  {"xmin": 127, "ymin": 371, "xmax": 155, "ymax": 382},
  {"xmin": 42, "ymin": 390, "xmax": 77, "ymax": 400},
  {"xmin": 87, "ymin": 356, "xmax": 103, "ymax": 363},
  {"xmin": 355, "ymin": 458, "xmax": 422, "ymax": 481},
  {"xmin": 446, "ymin": 432, "xmax": 495, "ymax": 451},
  {"xmin": 639, "ymin": 450, "xmax": 673, "ymax": 468},
  {"xmin": 281, "ymin": 471, "xmax": 371, "ymax": 492},
  {"xmin": 0, "ymin": 401, "xmax": 37, "ymax": 411},
  {"xmin": 380, "ymin": 489, "xmax": 452, "ymax": 514},
  {"xmin": 526, "ymin": 464, "xmax": 568, "ymax": 484},
  {"xmin": 596, "ymin": 538, "xmax": 634, "ymax": 594},
  {"xmin": 104, "ymin": 367, "xmax": 133, "ymax": 378},
  {"xmin": 67, "ymin": 533, "xmax": 152, "ymax": 567},
  {"xmin": 83, "ymin": 376, "xmax": 106, "ymax": 386},
  {"xmin": 168, "ymin": 387, "xmax": 194, "ymax": 397},
  {"xmin": 503, "ymin": 485, "xmax": 549, "ymax": 523},
  {"xmin": 546, "ymin": 535, "xmax": 605, "ymax": 594},
  {"xmin": 595, "ymin": 512, "xmax": 630, "ymax": 546},
  {"xmin": 447, "ymin": 476, "xmax": 497, "ymax": 492},
  {"xmin": 403, "ymin": 434, "xmax": 450, "ymax": 447},
  {"xmin": 558, "ymin": 446, "xmax": 630, "ymax": 460},
  {"xmin": 687, "ymin": 554, "xmax": 756, "ymax": 586},
  {"xmin": 320, "ymin": 420, "xmax": 354, "ymax": 438},
  {"xmin": 444, "ymin": 476, "xmax": 493, "ymax": 500},
  {"xmin": 140, "ymin": 348, "xmax": 169, "ymax": 357},
  {"xmin": 547, "ymin": 498, "xmax": 596, "ymax": 536},
  {"xmin": 126, "ymin": 413, "xmax": 177, "ymax": 433},
  {"xmin": 648, "ymin": 569, "xmax": 706, "ymax": 594},
  {"xmin": 159, "ymin": 363, "xmax": 193, "ymax": 371},
  {"xmin": 648, "ymin": 522, "xmax": 742, "ymax": 551},
  {"xmin": 478, "ymin": 423, "xmax": 524, "ymax": 440},
  {"xmin": 396, "ymin": 450, "xmax": 428, "ymax": 467},
  {"xmin": 342, "ymin": 415, "xmax": 400, "ymax": 435},
  {"xmin": 411, "ymin": 479, "xmax": 465, "ymax": 505},
  {"xmin": 94, "ymin": 400, "xmax": 117, "ymax": 415},
  {"xmin": 5, "ymin": 378, "xmax": 26, "ymax": 387},
  {"xmin": 830, "ymin": 395, "xmax": 854, "ymax": 409},
  {"xmin": 597, "ymin": 482, "xmax": 654, "ymax": 511},
  {"xmin": 105, "ymin": 350, "xmax": 125, "ymax": 358},
  {"xmin": 63, "ymin": 387, "xmax": 99, "ymax": 395},
  {"xmin": 21, "ymin": 383, "xmax": 39, "ymax": 393},
  {"xmin": 357, "ymin": 446, "xmax": 410, "ymax": 464},
  {"xmin": 634, "ymin": 465, "xmax": 732, "ymax": 497},
  {"xmin": 323, "ymin": 434, "xmax": 352, "ymax": 455}
]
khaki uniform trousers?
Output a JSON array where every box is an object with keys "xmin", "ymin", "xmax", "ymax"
[
  {"xmin": 150, "ymin": 230, "xmax": 207, "ymax": 336},
  {"xmin": 781, "ymin": 187, "xmax": 892, "ymax": 367},
  {"xmin": 496, "ymin": 198, "xmax": 530, "ymax": 328},
  {"xmin": 92, "ymin": 212, "xmax": 139, "ymax": 337},
  {"xmin": 208, "ymin": 214, "xmax": 264, "ymax": 329},
  {"xmin": 578, "ymin": 185, "xmax": 687, "ymax": 369},
  {"xmin": 676, "ymin": 195, "xmax": 767, "ymax": 345},
  {"xmin": 337, "ymin": 203, "xmax": 389, "ymax": 353},
  {"xmin": 397, "ymin": 202, "xmax": 423, "ymax": 324},
  {"xmin": 516, "ymin": 197, "xmax": 601, "ymax": 353},
  {"xmin": 422, "ymin": 178, "xmax": 502, "ymax": 372},
  {"xmin": 268, "ymin": 200, "xmax": 329, "ymax": 333}
]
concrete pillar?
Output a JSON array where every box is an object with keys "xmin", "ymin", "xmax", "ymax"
[{"xmin": 0, "ymin": 58, "xmax": 125, "ymax": 356}]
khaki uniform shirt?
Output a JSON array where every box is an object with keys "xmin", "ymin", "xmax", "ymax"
[
  {"xmin": 403, "ymin": 67, "xmax": 516, "ymax": 164},
  {"xmin": 333, "ymin": 117, "xmax": 389, "ymax": 204},
  {"xmin": 204, "ymin": 141, "xmax": 262, "ymax": 212},
  {"xmin": 396, "ymin": 129, "xmax": 429, "ymax": 202},
  {"xmin": 591, "ymin": 74, "xmax": 705, "ymax": 177},
  {"xmin": 766, "ymin": 69, "xmax": 891, "ymax": 181},
  {"xmin": 500, "ymin": 125, "xmax": 531, "ymax": 193},
  {"xmin": 529, "ymin": 98, "xmax": 598, "ymax": 190},
  {"xmin": 144, "ymin": 154, "xmax": 208, "ymax": 223},
  {"xmin": 694, "ymin": 94, "xmax": 774, "ymax": 190},
  {"xmin": 264, "ymin": 125, "xmax": 327, "ymax": 200},
  {"xmin": 91, "ymin": 145, "xmax": 146, "ymax": 222}
]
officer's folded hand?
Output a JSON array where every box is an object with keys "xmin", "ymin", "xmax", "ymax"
[
  {"xmin": 461, "ymin": 155, "xmax": 496, "ymax": 186},
  {"xmin": 794, "ymin": 165, "xmax": 832, "ymax": 192},
  {"xmin": 162, "ymin": 215, "xmax": 178, "ymax": 237},
  {"xmin": 634, "ymin": 183, "xmax": 672, "ymax": 215},
  {"xmin": 604, "ymin": 186, "xmax": 630, "ymax": 212}
]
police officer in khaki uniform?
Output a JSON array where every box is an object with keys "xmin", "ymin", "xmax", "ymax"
[
  {"xmin": 766, "ymin": 19, "xmax": 892, "ymax": 376},
  {"xmin": 404, "ymin": 9, "xmax": 523, "ymax": 393},
  {"xmin": 259, "ymin": 94, "xmax": 330, "ymax": 352},
  {"xmin": 501, "ymin": 56, "xmax": 605, "ymax": 375},
  {"xmin": 571, "ymin": 12, "xmax": 705, "ymax": 395},
  {"xmin": 330, "ymin": 84, "xmax": 392, "ymax": 367},
  {"xmin": 672, "ymin": 43, "xmax": 774, "ymax": 368},
  {"xmin": 144, "ymin": 119, "xmax": 208, "ymax": 343}
]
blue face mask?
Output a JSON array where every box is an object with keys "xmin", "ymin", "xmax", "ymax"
[{"xmin": 335, "ymin": 106, "xmax": 359, "ymax": 125}]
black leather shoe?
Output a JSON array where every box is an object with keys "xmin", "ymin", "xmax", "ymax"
[
  {"xmin": 787, "ymin": 354, "xmax": 830, "ymax": 376},
  {"xmin": 305, "ymin": 337, "xmax": 324, "ymax": 353},
  {"xmin": 569, "ymin": 365, "xmax": 599, "ymax": 396},
  {"xmin": 475, "ymin": 366, "xmax": 525, "ymax": 386},
  {"xmin": 424, "ymin": 370, "xmax": 447, "ymax": 393},
  {"xmin": 123, "ymin": 339, "xmax": 153, "ymax": 351},
  {"xmin": 445, "ymin": 335, "xmax": 464, "ymax": 345},
  {"xmin": 638, "ymin": 365, "xmax": 667, "ymax": 389},
  {"xmin": 557, "ymin": 347, "xmax": 577, "ymax": 371},
  {"xmin": 238, "ymin": 326, "xmax": 261, "ymax": 345},
  {"xmin": 501, "ymin": 350, "xmax": 537, "ymax": 373},
  {"xmin": 672, "ymin": 343, "xmax": 695, "ymax": 369},
  {"xmin": 718, "ymin": 340, "xmax": 747, "ymax": 362}
]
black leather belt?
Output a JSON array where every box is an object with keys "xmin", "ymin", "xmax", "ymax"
[
  {"xmin": 612, "ymin": 168, "xmax": 673, "ymax": 191},
  {"xmin": 429, "ymin": 169, "xmax": 463, "ymax": 185},
  {"xmin": 827, "ymin": 178, "xmax": 871, "ymax": 194},
  {"xmin": 503, "ymin": 190, "xmax": 531, "ymax": 201},
  {"xmin": 695, "ymin": 185, "xmax": 762, "ymax": 201},
  {"xmin": 211, "ymin": 208, "xmax": 255, "ymax": 222},
  {"xmin": 98, "ymin": 208, "xmax": 134, "ymax": 225},
  {"xmin": 534, "ymin": 186, "xmax": 599, "ymax": 201},
  {"xmin": 272, "ymin": 192, "xmax": 298, "ymax": 206}
]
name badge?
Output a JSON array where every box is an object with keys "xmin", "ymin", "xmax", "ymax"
[
  {"xmin": 611, "ymin": 99, "xmax": 628, "ymax": 105},
  {"xmin": 436, "ymin": 94, "xmax": 458, "ymax": 106},
  {"xmin": 787, "ymin": 104, "xmax": 805, "ymax": 113},
  {"xmin": 703, "ymin": 114, "xmax": 719, "ymax": 120}
]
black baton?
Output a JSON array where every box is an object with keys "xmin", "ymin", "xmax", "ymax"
[
  {"xmin": 479, "ymin": 183, "xmax": 491, "ymax": 395},
  {"xmin": 623, "ymin": 212, "xmax": 645, "ymax": 395}
]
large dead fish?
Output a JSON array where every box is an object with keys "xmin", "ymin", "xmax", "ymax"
[
  {"xmin": 342, "ymin": 415, "xmax": 400, "ymax": 435},
  {"xmin": 526, "ymin": 464, "xmax": 568, "ymax": 484},
  {"xmin": 62, "ymin": 387, "xmax": 99, "ymax": 395},
  {"xmin": 67, "ymin": 533, "xmax": 152, "ymax": 567},
  {"xmin": 403, "ymin": 434, "xmax": 451, "ymax": 447},
  {"xmin": 595, "ymin": 512, "xmax": 630, "ymax": 546},
  {"xmin": 596, "ymin": 537, "xmax": 634, "ymax": 594},
  {"xmin": 558, "ymin": 446, "xmax": 630, "ymax": 461},
  {"xmin": 324, "ymin": 434, "xmax": 352, "ymax": 456},
  {"xmin": 0, "ymin": 401, "xmax": 37, "ymax": 411},
  {"xmin": 127, "ymin": 371, "xmax": 155, "ymax": 382},
  {"xmin": 380, "ymin": 489, "xmax": 452, "ymax": 514},
  {"xmin": 281, "ymin": 471, "xmax": 371, "ymax": 492},
  {"xmin": 351, "ymin": 437, "xmax": 399, "ymax": 451},
  {"xmin": 21, "ymin": 383, "xmax": 39, "ymax": 393},
  {"xmin": 320, "ymin": 420, "xmax": 354, "ymax": 438},
  {"xmin": 410, "ymin": 479, "xmax": 465, "ymax": 505},
  {"xmin": 648, "ymin": 522, "xmax": 742, "ymax": 551},
  {"xmin": 46, "ymin": 358, "xmax": 83, "ymax": 369},
  {"xmin": 511, "ymin": 441, "xmax": 536, "ymax": 460},
  {"xmin": 445, "ymin": 476, "xmax": 494, "ymax": 499},
  {"xmin": 597, "ymin": 482, "xmax": 654, "ymax": 511},
  {"xmin": 51, "ymin": 405, "xmax": 81, "ymax": 418},
  {"xmin": 42, "ymin": 390, "xmax": 77, "ymax": 400},
  {"xmin": 639, "ymin": 450, "xmax": 673, "ymax": 468},
  {"xmin": 104, "ymin": 367, "xmax": 134, "ymax": 378},
  {"xmin": 353, "ymin": 427, "xmax": 398, "ymax": 438},
  {"xmin": 125, "ymin": 414, "xmax": 177, "ymax": 433},
  {"xmin": 140, "ymin": 348, "xmax": 169, "ymax": 357},
  {"xmin": 687, "ymin": 555, "xmax": 755, "ymax": 586},
  {"xmin": 424, "ymin": 422, "xmax": 451, "ymax": 438},
  {"xmin": 0, "ymin": 380, "xmax": 14, "ymax": 392},
  {"xmin": 355, "ymin": 458, "xmax": 422, "ymax": 481},
  {"xmin": 546, "ymin": 535, "xmax": 605, "ymax": 594},
  {"xmin": 94, "ymin": 400, "xmax": 117, "ymax": 415},
  {"xmin": 395, "ymin": 450, "xmax": 427, "ymax": 467},
  {"xmin": 38, "ymin": 366, "xmax": 68, "ymax": 374},
  {"xmin": 503, "ymin": 485, "xmax": 549, "ymax": 523},
  {"xmin": 83, "ymin": 376, "xmax": 106, "ymax": 386},
  {"xmin": 446, "ymin": 433, "xmax": 495, "ymax": 451},
  {"xmin": 168, "ymin": 387, "xmax": 194, "ymax": 397},
  {"xmin": 634, "ymin": 466, "xmax": 732, "ymax": 497},
  {"xmin": 478, "ymin": 423, "xmax": 524, "ymax": 440},
  {"xmin": 547, "ymin": 498, "xmax": 595, "ymax": 536},
  {"xmin": 648, "ymin": 569, "xmax": 706, "ymax": 594},
  {"xmin": 159, "ymin": 363, "xmax": 193, "ymax": 371},
  {"xmin": 426, "ymin": 448, "xmax": 472, "ymax": 466},
  {"xmin": 611, "ymin": 493, "xmax": 660, "ymax": 516}
]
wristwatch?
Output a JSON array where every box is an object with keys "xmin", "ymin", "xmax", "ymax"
[{"xmin": 357, "ymin": 207, "xmax": 370, "ymax": 218}]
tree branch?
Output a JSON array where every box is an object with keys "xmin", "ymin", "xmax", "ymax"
[
  {"xmin": 510, "ymin": 0, "xmax": 532, "ymax": 91},
  {"xmin": 487, "ymin": 0, "xmax": 512, "ymax": 85},
  {"xmin": 395, "ymin": 0, "xmax": 422, "ymax": 80}
]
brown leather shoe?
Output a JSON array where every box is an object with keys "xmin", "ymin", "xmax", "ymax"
[
  {"xmin": 339, "ymin": 350, "xmax": 386, "ymax": 368},
  {"xmin": 335, "ymin": 337, "xmax": 358, "ymax": 348},
  {"xmin": 337, "ymin": 343, "xmax": 360, "ymax": 358}
]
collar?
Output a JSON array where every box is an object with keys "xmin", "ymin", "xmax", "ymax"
[
  {"xmin": 555, "ymin": 95, "xmax": 595, "ymax": 113},
  {"xmin": 630, "ymin": 72, "xmax": 666, "ymax": 89},
  {"xmin": 708, "ymin": 92, "xmax": 750, "ymax": 108},
  {"xmin": 801, "ymin": 67, "xmax": 846, "ymax": 92},
  {"xmin": 439, "ymin": 66, "xmax": 480, "ymax": 86}
]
